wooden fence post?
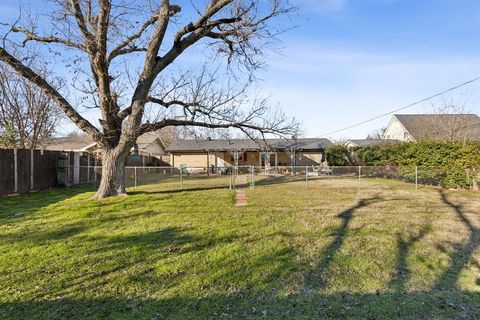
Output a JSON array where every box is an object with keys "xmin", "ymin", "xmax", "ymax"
[
  {"xmin": 30, "ymin": 149, "xmax": 34, "ymax": 190},
  {"xmin": 14, "ymin": 149, "xmax": 18, "ymax": 193}
]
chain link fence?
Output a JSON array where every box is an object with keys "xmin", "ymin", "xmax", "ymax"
[{"xmin": 58, "ymin": 165, "xmax": 479, "ymax": 192}]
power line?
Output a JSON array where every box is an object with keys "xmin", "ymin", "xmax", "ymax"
[{"xmin": 319, "ymin": 76, "xmax": 480, "ymax": 137}]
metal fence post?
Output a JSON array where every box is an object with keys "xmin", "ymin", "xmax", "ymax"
[
  {"xmin": 94, "ymin": 158, "xmax": 97, "ymax": 188},
  {"xmin": 87, "ymin": 156, "xmax": 90, "ymax": 184},
  {"xmin": 305, "ymin": 165, "xmax": 308, "ymax": 188},
  {"xmin": 134, "ymin": 166, "xmax": 138, "ymax": 188},
  {"xmin": 250, "ymin": 165, "xmax": 254, "ymax": 189},
  {"xmin": 180, "ymin": 168, "xmax": 183, "ymax": 189},
  {"xmin": 358, "ymin": 166, "xmax": 361, "ymax": 190},
  {"xmin": 415, "ymin": 165, "xmax": 418, "ymax": 190}
]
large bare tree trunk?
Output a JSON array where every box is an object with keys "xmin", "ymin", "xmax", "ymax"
[
  {"xmin": 1, "ymin": 1, "xmax": 298, "ymax": 199},
  {"xmin": 92, "ymin": 147, "xmax": 130, "ymax": 199}
]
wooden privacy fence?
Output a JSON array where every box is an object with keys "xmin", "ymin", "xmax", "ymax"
[{"xmin": 0, "ymin": 149, "xmax": 61, "ymax": 196}]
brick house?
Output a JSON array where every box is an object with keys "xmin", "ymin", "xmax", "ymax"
[{"xmin": 165, "ymin": 138, "xmax": 332, "ymax": 170}]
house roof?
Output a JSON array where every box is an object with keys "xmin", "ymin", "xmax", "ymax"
[
  {"xmin": 43, "ymin": 132, "xmax": 167, "ymax": 155},
  {"xmin": 42, "ymin": 135, "xmax": 95, "ymax": 152},
  {"xmin": 393, "ymin": 114, "xmax": 480, "ymax": 141},
  {"xmin": 345, "ymin": 139, "xmax": 400, "ymax": 148},
  {"xmin": 165, "ymin": 138, "xmax": 332, "ymax": 152}
]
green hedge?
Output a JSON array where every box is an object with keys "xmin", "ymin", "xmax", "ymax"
[
  {"xmin": 325, "ymin": 145, "xmax": 350, "ymax": 166},
  {"xmin": 355, "ymin": 141, "xmax": 480, "ymax": 189}
]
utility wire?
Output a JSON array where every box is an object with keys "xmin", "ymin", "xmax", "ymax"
[{"xmin": 319, "ymin": 76, "xmax": 480, "ymax": 137}]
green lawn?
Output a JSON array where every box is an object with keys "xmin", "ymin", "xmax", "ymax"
[{"xmin": 0, "ymin": 176, "xmax": 479, "ymax": 319}]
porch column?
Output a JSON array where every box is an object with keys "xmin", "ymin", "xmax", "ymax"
[
  {"xmin": 290, "ymin": 150, "xmax": 295, "ymax": 175},
  {"xmin": 207, "ymin": 150, "xmax": 210, "ymax": 175},
  {"xmin": 275, "ymin": 152, "xmax": 278, "ymax": 174}
]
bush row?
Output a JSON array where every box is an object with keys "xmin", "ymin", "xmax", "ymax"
[{"xmin": 353, "ymin": 141, "xmax": 480, "ymax": 189}]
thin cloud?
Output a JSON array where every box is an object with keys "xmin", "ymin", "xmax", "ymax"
[{"xmin": 300, "ymin": 0, "xmax": 347, "ymax": 13}]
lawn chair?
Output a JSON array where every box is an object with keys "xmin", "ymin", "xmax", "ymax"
[
  {"xmin": 180, "ymin": 166, "xmax": 189, "ymax": 176},
  {"xmin": 307, "ymin": 165, "xmax": 319, "ymax": 176},
  {"xmin": 319, "ymin": 161, "xmax": 333, "ymax": 176}
]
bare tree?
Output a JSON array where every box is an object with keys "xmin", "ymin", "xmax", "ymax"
[
  {"xmin": 0, "ymin": 61, "xmax": 64, "ymax": 149},
  {"xmin": 424, "ymin": 99, "xmax": 476, "ymax": 144},
  {"xmin": 0, "ymin": 0, "xmax": 298, "ymax": 199},
  {"xmin": 366, "ymin": 127, "xmax": 386, "ymax": 140}
]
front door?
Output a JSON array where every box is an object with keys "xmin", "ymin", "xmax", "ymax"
[{"xmin": 261, "ymin": 152, "xmax": 277, "ymax": 168}]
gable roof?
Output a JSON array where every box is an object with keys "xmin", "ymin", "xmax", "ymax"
[
  {"xmin": 345, "ymin": 139, "xmax": 400, "ymax": 148},
  {"xmin": 42, "ymin": 135, "xmax": 96, "ymax": 152},
  {"xmin": 166, "ymin": 138, "xmax": 332, "ymax": 152},
  {"xmin": 393, "ymin": 114, "xmax": 480, "ymax": 141},
  {"xmin": 43, "ymin": 132, "xmax": 167, "ymax": 155}
]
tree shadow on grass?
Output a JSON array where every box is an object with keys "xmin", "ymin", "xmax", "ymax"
[
  {"xmin": 303, "ymin": 196, "xmax": 382, "ymax": 290},
  {"xmin": 389, "ymin": 223, "xmax": 431, "ymax": 293},
  {"xmin": 1, "ymin": 290, "xmax": 479, "ymax": 320},
  {"xmin": 434, "ymin": 190, "xmax": 480, "ymax": 291},
  {"xmin": 253, "ymin": 175, "xmax": 307, "ymax": 188},
  {"xmin": 29, "ymin": 227, "xmax": 201, "ymax": 301},
  {"xmin": 2, "ymin": 194, "xmax": 480, "ymax": 319},
  {"xmin": 128, "ymin": 184, "xmax": 229, "ymax": 196},
  {"xmin": 0, "ymin": 187, "xmax": 92, "ymax": 220}
]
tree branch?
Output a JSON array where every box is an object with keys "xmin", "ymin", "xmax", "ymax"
[
  {"xmin": 69, "ymin": 0, "xmax": 96, "ymax": 52},
  {"xmin": 0, "ymin": 47, "xmax": 105, "ymax": 146},
  {"xmin": 139, "ymin": 118, "xmax": 272, "ymax": 136},
  {"xmin": 10, "ymin": 26, "xmax": 86, "ymax": 50},
  {"xmin": 107, "ymin": 15, "xmax": 157, "ymax": 62}
]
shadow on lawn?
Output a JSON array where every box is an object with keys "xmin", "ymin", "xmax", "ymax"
[
  {"xmin": 1, "ymin": 290, "xmax": 479, "ymax": 319},
  {"xmin": 128, "ymin": 184, "xmax": 228, "ymax": 196},
  {"xmin": 389, "ymin": 223, "xmax": 431, "ymax": 293},
  {"xmin": 253, "ymin": 175, "xmax": 307, "ymax": 188},
  {"xmin": 1, "ymin": 193, "xmax": 480, "ymax": 319},
  {"xmin": 304, "ymin": 196, "xmax": 382, "ymax": 290},
  {"xmin": 0, "ymin": 187, "xmax": 92, "ymax": 219},
  {"xmin": 434, "ymin": 190, "xmax": 480, "ymax": 291}
]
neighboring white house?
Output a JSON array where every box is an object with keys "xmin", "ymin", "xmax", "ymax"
[{"xmin": 383, "ymin": 114, "xmax": 480, "ymax": 142}]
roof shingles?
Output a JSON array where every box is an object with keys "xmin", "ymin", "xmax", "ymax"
[
  {"xmin": 395, "ymin": 114, "xmax": 480, "ymax": 141},
  {"xmin": 166, "ymin": 138, "xmax": 332, "ymax": 152}
]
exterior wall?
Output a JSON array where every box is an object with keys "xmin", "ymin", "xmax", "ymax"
[
  {"xmin": 172, "ymin": 152, "xmax": 212, "ymax": 168},
  {"xmin": 383, "ymin": 117, "xmax": 413, "ymax": 141},
  {"xmin": 126, "ymin": 154, "xmax": 169, "ymax": 167},
  {"xmin": 240, "ymin": 151, "xmax": 260, "ymax": 166},
  {"xmin": 171, "ymin": 151, "xmax": 260, "ymax": 168},
  {"xmin": 277, "ymin": 152, "xmax": 291, "ymax": 166},
  {"xmin": 170, "ymin": 151, "xmax": 323, "ymax": 168}
]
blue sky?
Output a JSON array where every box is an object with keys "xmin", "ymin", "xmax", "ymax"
[{"xmin": 1, "ymin": 0, "xmax": 479, "ymax": 140}]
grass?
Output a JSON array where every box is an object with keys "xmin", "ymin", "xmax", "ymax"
[{"xmin": 0, "ymin": 175, "xmax": 479, "ymax": 319}]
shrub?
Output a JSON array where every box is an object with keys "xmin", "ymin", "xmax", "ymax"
[
  {"xmin": 325, "ymin": 145, "xmax": 351, "ymax": 166},
  {"xmin": 356, "ymin": 141, "xmax": 480, "ymax": 189}
]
